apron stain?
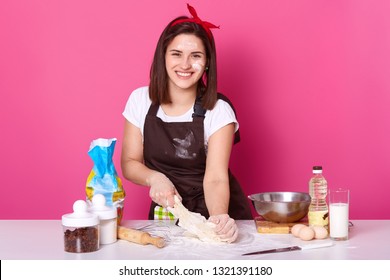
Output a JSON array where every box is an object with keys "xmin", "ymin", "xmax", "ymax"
[{"xmin": 173, "ymin": 130, "xmax": 197, "ymax": 159}]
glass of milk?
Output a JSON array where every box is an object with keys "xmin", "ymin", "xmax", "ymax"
[{"xmin": 329, "ymin": 188, "xmax": 349, "ymax": 240}]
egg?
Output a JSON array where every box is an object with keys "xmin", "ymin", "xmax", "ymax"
[
  {"xmin": 312, "ymin": 226, "xmax": 328, "ymax": 239},
  {"xmin": 291, "ymin": 224, "xmax": 306, "ymax": 237},
  {"xmin": 298, "ymin": 226, "xmax": 315, "ymax": 241}
]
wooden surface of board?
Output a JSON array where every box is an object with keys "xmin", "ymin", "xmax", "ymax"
[{"xmin": 254, "ymin": 216, "xmax": 308, "ymax": 234}]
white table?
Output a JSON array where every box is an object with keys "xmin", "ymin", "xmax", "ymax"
[{"xmin": 1, "ymin": 220, "xmax": 389, "ymax": 260}]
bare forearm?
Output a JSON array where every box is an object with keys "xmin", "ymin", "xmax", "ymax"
[
  {"xmin": 121, "ymin": 158, "xmax": 156, "ymax": 187},
  {"xmin": 203, "ymin": 123, "xmax": 234, "ymax": 216},
  {"xmin": 122, "ymin": 156, "xmax": 181, "ymax": 208},
  {"xmin": 204, "ymin": 179, "xmax": 230, "ymax": 216}
]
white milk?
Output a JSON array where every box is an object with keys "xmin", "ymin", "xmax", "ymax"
[{"xmin": 329, "ymin": 203, "xmax": 349, "ymax": 240}]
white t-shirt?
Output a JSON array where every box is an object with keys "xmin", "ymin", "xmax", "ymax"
[{"xmin": 122, "ymin": 86, "xmax": 239, "ymax": 145}]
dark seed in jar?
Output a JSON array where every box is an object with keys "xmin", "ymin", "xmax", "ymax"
[{"xmin": 64, "ymin": 227, "xmax": 98, "ymax": 253}]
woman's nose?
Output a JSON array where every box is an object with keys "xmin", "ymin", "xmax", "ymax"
[{"xmin": 180, "ymin": 56, "xmax": 191, "ymax": 69}]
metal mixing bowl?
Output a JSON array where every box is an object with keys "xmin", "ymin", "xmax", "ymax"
[{"xmin": 248, "ymin": 192, "xmax": 311, "ymax": 223}]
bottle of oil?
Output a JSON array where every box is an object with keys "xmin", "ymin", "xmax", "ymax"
[{"xmin": 308, "ymin": 166, "xmax": 329, "ymax": 227}]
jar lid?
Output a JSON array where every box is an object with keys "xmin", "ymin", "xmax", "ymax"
[
  {"xmin": 62, "ymin": 200, "xmax": 99, "ymax": 227},
  {"xmin": 88, "ymin": 194, "xmax": 117, "ymax": 220}
]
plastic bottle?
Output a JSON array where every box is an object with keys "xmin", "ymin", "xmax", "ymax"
[{"xmin": 308, "ymin": 166, "xmax": 329, "ymax": 227}]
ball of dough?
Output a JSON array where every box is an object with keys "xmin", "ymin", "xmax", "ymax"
[
  {"xmin": 299, "ymin": 226, "xmax": 315, "ymax": 241},
  {"xmin": 291, "ymin": 224, "xmax": 306, "ymax": 237},
  {"xmin": 312, "ymin": 226, "xmax": 328, "ymax": 239}
]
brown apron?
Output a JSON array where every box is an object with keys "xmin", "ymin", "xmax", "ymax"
[{"xmin": 144, "ymin": 94, "xmax": 252, "ymax": 220}]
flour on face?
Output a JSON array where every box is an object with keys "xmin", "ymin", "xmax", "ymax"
[
  {"xmin": 173, "ymin": 130, "xmax": 197, "ymax": 159},
  {"xmin": 192, "ymin": 61, "xmax": 204, "ymax": 72}
]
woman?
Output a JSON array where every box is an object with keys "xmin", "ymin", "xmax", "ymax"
[{"xmin": 121, "ymin": 4, "xmax": 252, "ymax": 243}]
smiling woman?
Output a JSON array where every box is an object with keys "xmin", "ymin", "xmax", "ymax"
[{"xmin": 120, "ymin": 4, "xmax": 252, "ymax": 243}]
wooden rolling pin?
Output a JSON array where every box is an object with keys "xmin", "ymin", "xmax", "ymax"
[{"xmin": 117, "ymin": 226, "xmax": 166, "ymax": 248}]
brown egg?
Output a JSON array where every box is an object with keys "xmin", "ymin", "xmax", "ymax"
[
  {"xmin": 291, "ymin": 224, "xmax": 306, "ymax": 237},
  {"xmin": 312, "ymin": 226, "xmax": 328, "ymax": 239},
  {"xmin": 299, "ymin": 226, "xmax": 315, "ymax": 241}
]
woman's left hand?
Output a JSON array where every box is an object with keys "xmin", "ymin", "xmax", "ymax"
[{"xmin": 208, "ymin": 214, "xmax": 239, "ymax": 243}]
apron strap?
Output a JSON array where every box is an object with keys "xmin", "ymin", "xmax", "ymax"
[
  {"xmin": 192, "ymin": 96, "xmax": 207, "ymax": 118},
  {"xmin": 147, "ymin": 102, "xmax": 159, "ymax": 116},
  {"xmin": 192, "ymin": 96, "xmax": 206, "ymax": 124}
]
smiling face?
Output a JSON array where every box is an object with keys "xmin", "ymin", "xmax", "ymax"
[{"xmin": 165, "ymin": 34, "xmax": 207, "ymax": 93}]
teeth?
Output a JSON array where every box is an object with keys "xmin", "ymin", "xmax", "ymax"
[{"xmin": 177, "ymin": 72, "xmax": 191, "ymax": 77}]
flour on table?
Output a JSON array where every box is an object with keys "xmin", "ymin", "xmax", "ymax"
[{"xmin": 168, "ymin": 196, "xmax": 224, "ymax": 243}]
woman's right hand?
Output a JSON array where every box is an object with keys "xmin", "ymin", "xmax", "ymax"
[{"xmin": 148, "ymin": 172, "xmax": 181, "ymax": 208}]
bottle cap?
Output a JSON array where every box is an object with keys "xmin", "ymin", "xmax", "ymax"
[
  {"xmin": 312, "ymin": 166, "xmax": 323, "ymax": 173},
  {"xmin": 62, "ymin": 200, "xmax": 99, "ymax": 227},
  {"xmin": 88, "ymin": 194, "xmax": 117, "ymax": 220}
]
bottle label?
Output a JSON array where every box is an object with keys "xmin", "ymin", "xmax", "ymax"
[{"xmin": 308, "ymin": 210, "xmax": 329, "ymax": 227}]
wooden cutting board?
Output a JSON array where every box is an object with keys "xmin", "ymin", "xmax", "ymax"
[{"xmin": 254, "ymin": 217, "xmax": 308, "ymax": 234}]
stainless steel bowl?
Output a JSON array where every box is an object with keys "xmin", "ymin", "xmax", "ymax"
[{"xmin": 248, "ymin": 192, "xmax": 311, "ymax": 223}]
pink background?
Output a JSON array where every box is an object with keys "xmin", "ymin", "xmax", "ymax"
[{"xmin": 1, "ymin": 0, "xmax": 389, "ymax": 220}]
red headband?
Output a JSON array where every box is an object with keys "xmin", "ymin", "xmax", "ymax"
[{"xmin": 170, "ymin": 4, "xmax": 220, "ymax": 39}]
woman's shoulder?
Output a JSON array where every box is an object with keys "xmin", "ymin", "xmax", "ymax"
[
  {"xmin": 130, "ymin": 86, "xmax": 149, "ymax": 98},
  {"xmin": 123, "ymin": 86, "xmax": 151, "ymax": 128},
  {"xmin": 216, "ymin": 93, "xmax": 236, "ymax": 111},
  {"xmin": 204, "ymin": 93, "xmax": 240, "ymax": 142},
  {"xmin": 206, "ymin": 93, "xmax": 238, "ymax": 120},
  {"xmin": 128, "ymin": 86, "xmax": 151, "ymax": 104},
  {"xmin": 208, "ymin": 93, "xmax": 236, "ymax": 114}
]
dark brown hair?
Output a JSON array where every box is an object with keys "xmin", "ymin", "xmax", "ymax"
[{"xmin": 149, "ymin": 16, "xmax": 218, "ymax": 110}]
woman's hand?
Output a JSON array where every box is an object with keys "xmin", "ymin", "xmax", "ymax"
[
  {"xmin": 148, "ymin": 172, "xmax": 181, "ymax": 208},
  {"xmin": 208, "ymin": 214, "xmax": 239, "ymax": 243}
]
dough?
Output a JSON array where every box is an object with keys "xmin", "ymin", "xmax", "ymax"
[{"xmin": 168, "ymin": 196, "xmax": 223, "ymax": 243}]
